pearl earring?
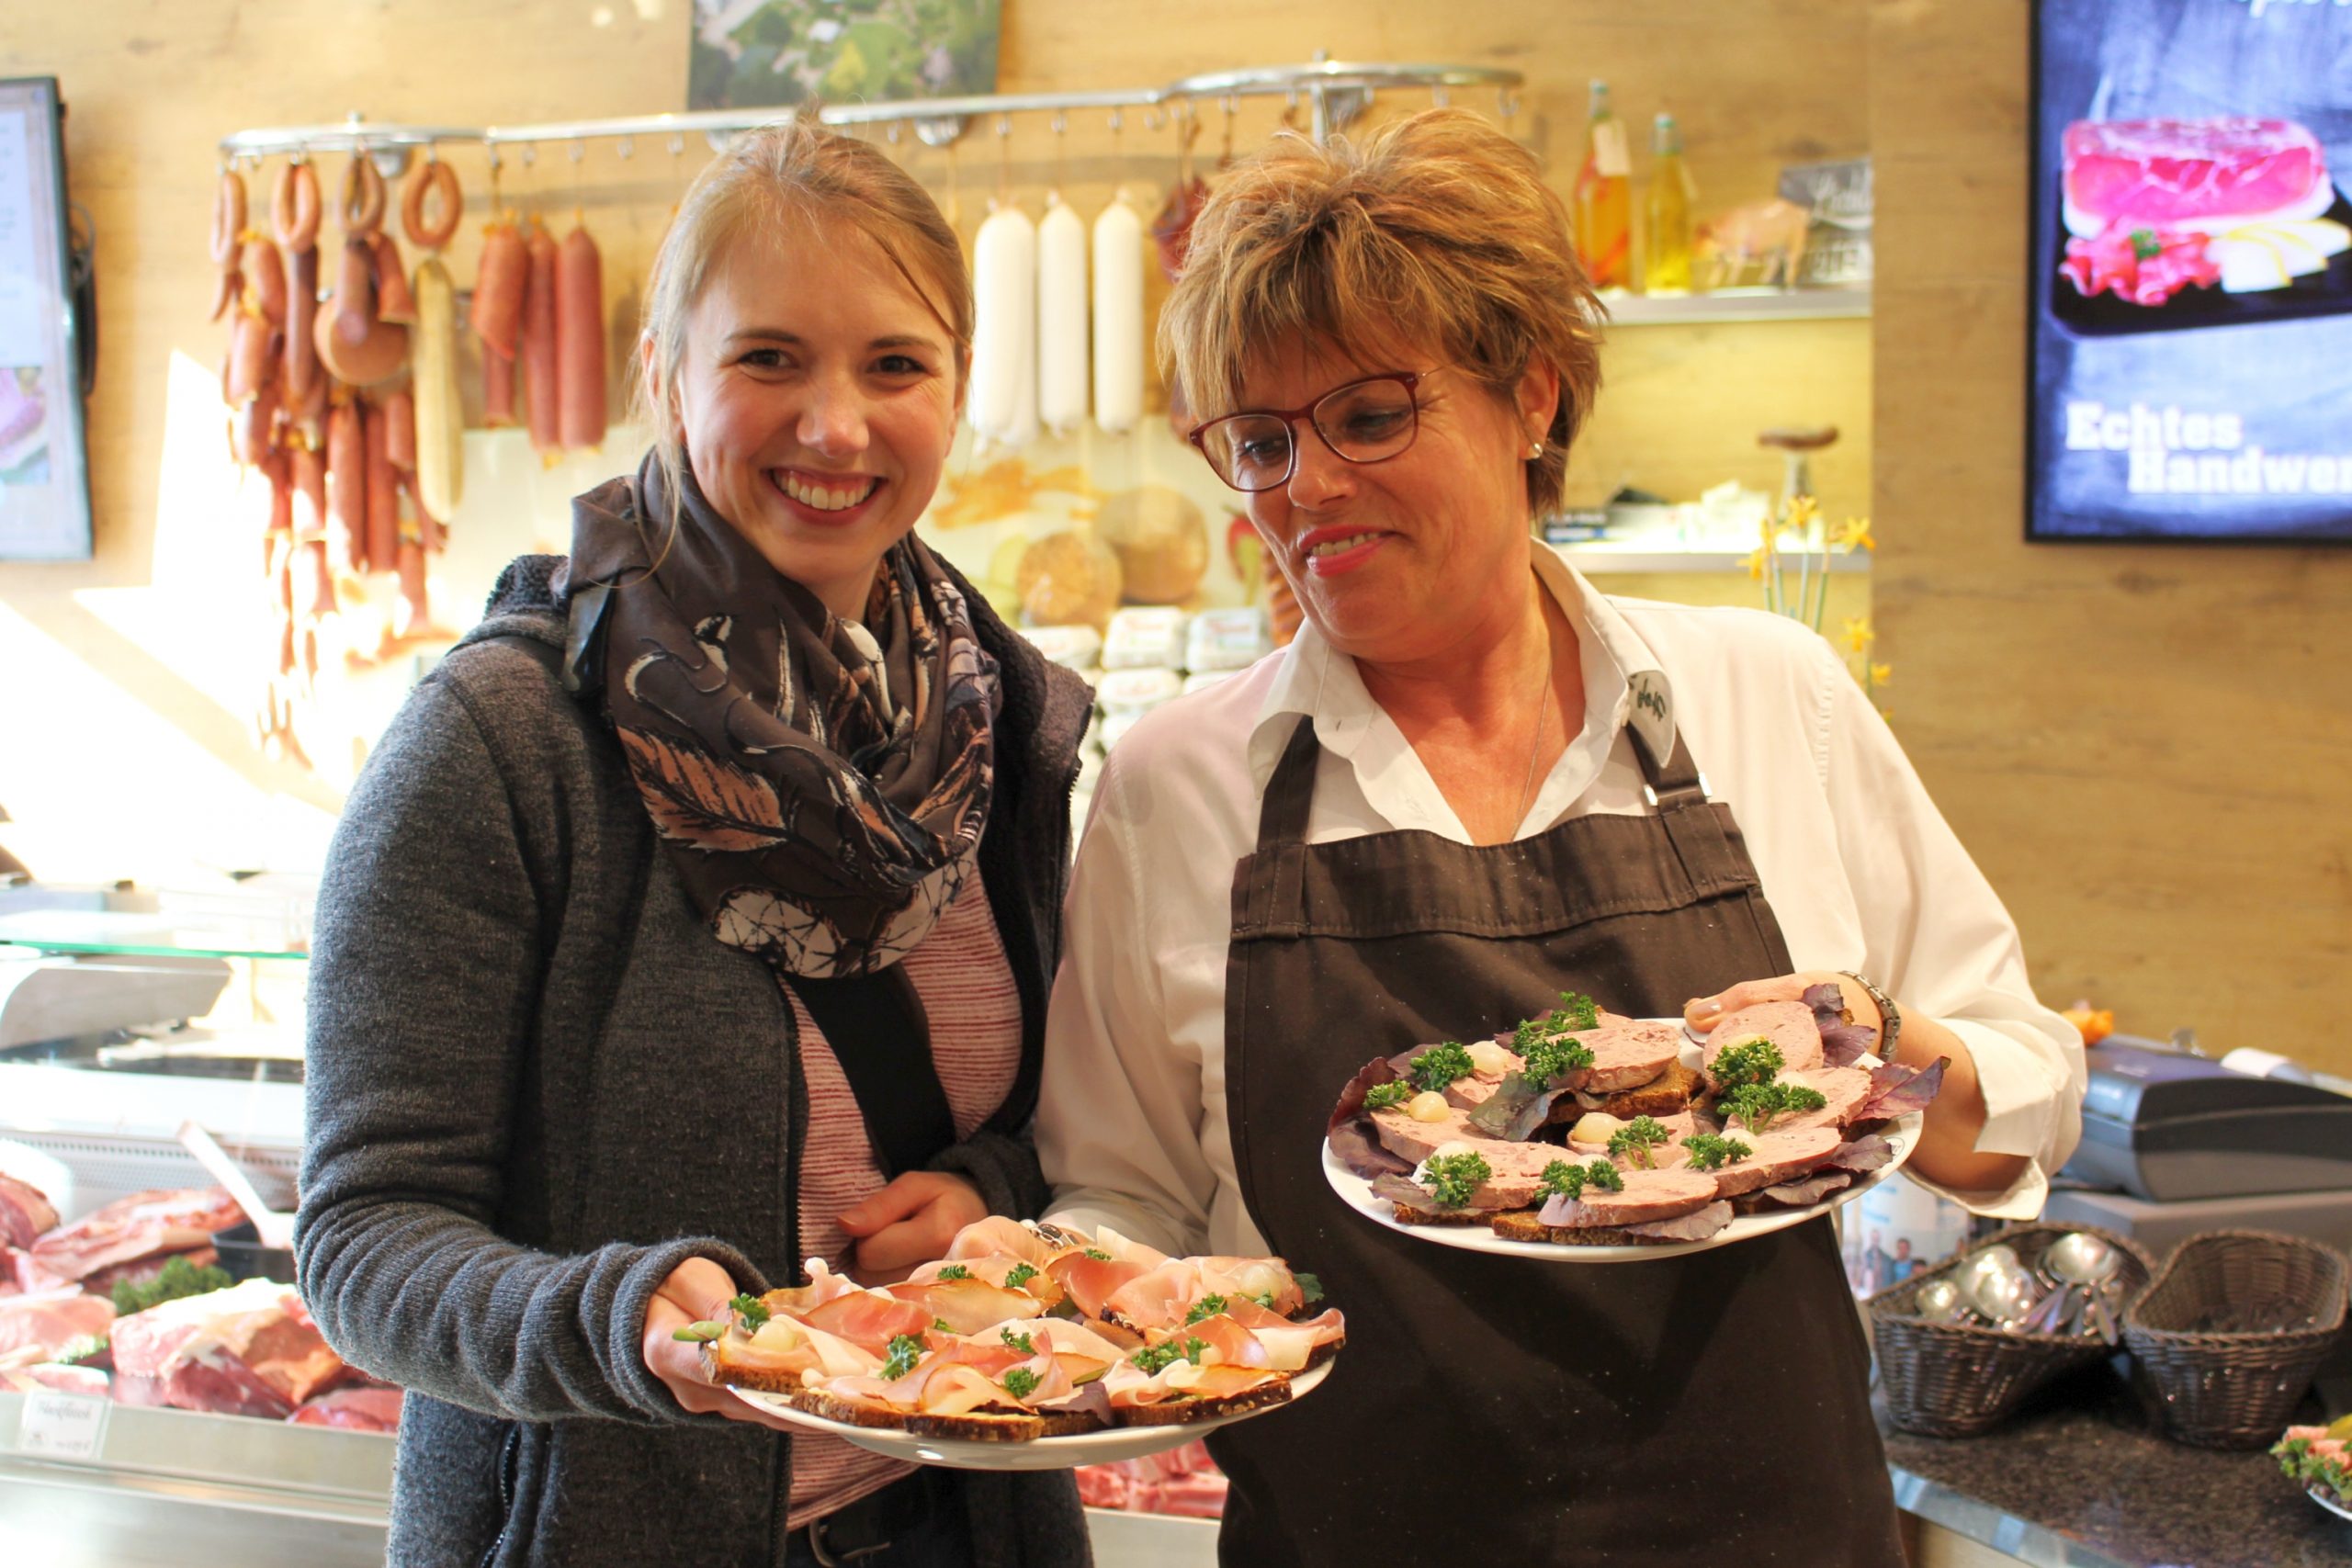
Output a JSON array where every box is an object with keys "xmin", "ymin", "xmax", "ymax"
[{"xmin": 1527, "ymin": 441, "xmax": 1543, "ymax": 459}]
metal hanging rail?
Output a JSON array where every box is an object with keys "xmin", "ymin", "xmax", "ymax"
[{"xmin": 217, "ymin": 57, "xmax": 1523, "ymax": 162}]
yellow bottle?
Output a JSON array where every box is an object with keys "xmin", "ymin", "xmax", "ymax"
[
  {"xmin": 1644, "ymin": 112, "xmax": 1696, "ymax": 296},
  {"xmin": 1573, "ymin": 80, "xmax": 1633, "ymax": 291}
]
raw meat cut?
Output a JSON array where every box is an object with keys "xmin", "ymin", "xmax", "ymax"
[
  {"xmin": 109, "ymin": 1279, "xmax": 345, "ymax": 1419},
  {"xmin": 288, "ymin": 1385, "xmax": 403, "ymax": 1432},
  {"xmin": 28, "ymin": 1188, "xmax": 245, "ymax": 1283},
  {"xmin": 0, "ymin": 1290, "xmax": 113, "ymax": 1370},
  {"xmin": 0, "ymin": 1174, "xmax": 58, "ymax": 1250},
  {"xmin": 2064, "ymin": 118, "xmax": 2332, "ymax": 237}
]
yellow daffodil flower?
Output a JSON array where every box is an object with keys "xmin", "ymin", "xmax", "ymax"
[
  {"xmin": 1841, "ymin": 616, "xmax": 1875, "ymax": 653},
  {"xmin": 1783, "ymin": 494, "xmax": 1821, "ymax": 536},
  {"xmin": 1835, "ymin": 515, "xmax": 1877, "ymax": 552},
  {"xmin": 1868, "ymin": 661, "xmax": 1894, "ymax": 688},
  {"xmin": 1742, "ymin": 547, "xmax": 1769, "ymax": 581}
]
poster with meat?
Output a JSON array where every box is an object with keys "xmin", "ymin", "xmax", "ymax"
[
  {"xmin": 687, "ymin": 0, "xmax": 1001, "ymax": 112},
  {"xmin": 2029, "ymin": 0, "xmax": 2352, "ymax": 542},
  {"xmin": 0, "ymin": 78, "xmax": 91, "ymax": 560}
]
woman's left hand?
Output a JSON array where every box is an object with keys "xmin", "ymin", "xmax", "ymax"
[
  {"xmin": 836, "ymin": 1170, "xmax": 987, "ymax": 1283},
  {"xmin": 1684, "ymin": 972, "xmax": 1878, "ymax": 1039}
]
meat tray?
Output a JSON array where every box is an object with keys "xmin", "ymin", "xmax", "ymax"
[{"xmin": 2047, "ymin": 189, "xmax": 2352, "ymax": 337}]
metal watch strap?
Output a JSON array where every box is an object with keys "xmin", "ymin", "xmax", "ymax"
[{"xmin": 1839, "ymin": 971, "xmax": 1901, "ymax": 1055}]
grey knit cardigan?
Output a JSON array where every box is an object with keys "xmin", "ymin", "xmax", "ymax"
[{"xmin": 297, "ymin": 557, "xmax": 1096, "ymax": 1568}]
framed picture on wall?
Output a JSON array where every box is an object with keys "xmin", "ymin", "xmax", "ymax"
[
  {"xmin": 2027, "ymin": 0, "xmax": 2352, "ymax": 544},
  {"xmin": 0, "ymin": 77, "xmax": 90, "ymax": 561}
]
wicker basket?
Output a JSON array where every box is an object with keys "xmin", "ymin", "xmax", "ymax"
[
  {"xmin": 2121, "ymin": 1229, "xmax": 2349, "ymax": 1450},
  {"xmin": 1868, "ymin": 1223, "xmax": 2155, "ymax": 1438}
]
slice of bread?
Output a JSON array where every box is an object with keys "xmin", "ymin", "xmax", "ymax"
[
  {"xmin": 702, "ymin": 1342, "xmax": 810, "ymax": 1398},
  {"xmin": 1114, "ymin": 1379, "xmax": 1293, "ymax": 1427},
  {"xmin": 1389, "ymin": 1203, "xmax": 1498, "ymax": 1227},
  {"xmin": 1487, "ymin": 1209, "xmax": 1691, "ymax": 1247},
  {"xmin": 1549, "ymin": 1060, "xmax": 1702, "ymax": 1122},
  {"xmin": 787, "ymin": 1386, "xmax": 908, "ymax": 1429},
  {"xmin": 901, "ymin": 1407, "xmax": 1047, "ymax": 1442}
]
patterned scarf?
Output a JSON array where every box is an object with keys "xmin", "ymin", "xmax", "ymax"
[{"xmin": 568, "ymin": 455, "xmax": 999, "ymax": 976}]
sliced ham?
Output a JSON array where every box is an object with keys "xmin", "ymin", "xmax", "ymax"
[
  {"xmin": 1100, "ymin": 1262, "xmax": 1208, "ymax": 1333},
  {"xmin": 803, "ymin": 1289, "xmax": 936, "ymax": 1353},
  {"xmin": 1701, "ymin": 1125, "xmax": 1844, "ymax": 1199},
  {"xmin": 1535, "ymin": 1167, "xmax": 1718, "ymax": 1229},
  {"xmin": 1702, "ymin": 1000, "xmax": 1823, "ymax": 1079},
  {"xmin": 28, "ymin": 1188, "xmax": 245, "ymax": 1283},
  {"xmin": 944, "ymin": 1216, "xmax": 1056, "ymax": 1267},
  {"xmin": 1622, "ymin": 1201, "xmax": 1734, "ymax": 1242},
  {"xmin": 1049, "ymin": 1252, "xmax": 1151, "ymax": 1322}
]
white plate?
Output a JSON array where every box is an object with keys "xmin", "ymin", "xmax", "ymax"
[
  {"xmin": 2314, "ymin": 1483, "xmax": 2352, "ymax": 1523},
  {"xmin": 729, "ymin": 1359, "xmax": 1333, "ymax": 1472},
  {"xmin": 1323, "ymin": 1027, "xmax": 1923, "ymax": 1263}
]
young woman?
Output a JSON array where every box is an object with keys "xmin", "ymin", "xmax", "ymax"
[{"xmin": 298, "ymin": 121, "xmax": 1092, "ymax": 1568}]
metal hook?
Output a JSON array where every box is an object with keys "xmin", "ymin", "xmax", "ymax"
[
  {"xmin": 994, "ymin": 114, "xmax": 1012, "ymax": 139},
  {"xmin": 1050, "ymin": 110, "xmax": 1068, "ymax": 136},
  {"xmin": 1498, "ymin": 87, "xmax": 1520, "ymax": 122},
  {"xmin": 1432, "ymin": 85, "xmax": 1450, "ymax": 108},
  {"xmin": 569, "ymin": 138, "xmax": 586, "ymax": 164},
  {"xmin": 886, "ymin": 119, "xmax": 902, "ymax": 144},
  {"xmin": 485, "ymin": 141, "xmax": 502, "ymax": 173},
  {"xmin": 424, "ymin": 140, "xmax": 439, "ymax": 165},
  {"xmin": 520, "ymin": 141, "xmax": 537, "ymax": 168},
  {"xmin": 616, "ymin": 135, "xmax": 633, "ymax": 160},
  {"xmin": 668, "ymin": 132, "xmax": 685, "ymax": 158},
  {"xmin": 1108, "ymin": 107, "xmax": 1125, "ymax": 135}
]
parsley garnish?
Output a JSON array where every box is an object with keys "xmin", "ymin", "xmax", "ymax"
[
  {"xmin": 1419, "ymin": 1151, "xmax": 1492, "ymax": 1208},
  {"xmin": 1719, "ymin": 1082, "xmax": 1828, "ymax": 1133},
  {"xmin": 1296, "ymin": 1274, "xmax": 1324, "ymax": 1305},
  {"xmin": 1245, "ymin": 1289, "xmax": 1278, "ymax": 1311},
  {"xmin": 1003, "ymin": 1366, "xmax": 1041, "ymax": 1400},
  {"xmin": 1683, "ymin": 1133, "xmax": 1752, "ymax": 1171},
  {"xmin": 932, "ymin": 1318, "xmax": 954, "ymax": 1333},
  {"xmin": 1184, "ymin": 1293, "xmax": 1229, "ymax": 1325},
  {"xmin": 730, "ymin": 1293, "xmax": 771, "ymax": 1333},
  {"xmin": 1130, "ymin": 1337, "xmax": 1208, "ymax": 1375},
  {"xmin": 1005, "ymin": 1262, "xmax": 1039, "ymax": 1290},
  {"xmin": 935, "ymin": 1264, "xmax": 970, "ymax": 1281},
  {"xmin": 1555, "ymin": 991, "xmax": 1602, "ymax": 1031},
  {"xmin": 1710, "ymin": 1038, "xmax": 1785, "ymax": 1090},
  {"xmin": 1001, "ymin": 1326, "xmax": 1035, "ymax": 1354},
  {"xmin": 1408, "ymin": 1043, "xmax": 1476, "ymax": 1093},
  {"xmin": 113, "ymin": 1255, "xmax": 232, "ymax": 1316},
  {"xmin": 1607, "ymin": 1115, "xmax": 1671, "ymax": 1168},
  {"xmin": 1084, "ymin": 1248, "xmax": 1112, "ymax": 1261},
  {"xmin": 880, "ymin": 1334, "xmax": 925, "ymax": 1381},
  {"xmin": 2130, "ymin": 227, "xmax": 2162, "ymax": 261},
  {"xmin": 1538, "ymin": 1158, "xmax": 1624, "ymax": 1201},
  {"xmin": 1363, "ymin": 1081, "xmax": 1413, "ymax": 1111}
]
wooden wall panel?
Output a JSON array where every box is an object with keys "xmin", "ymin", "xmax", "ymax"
[{"xmin": 1869, "ymin": 0, "xmax": 2352, "ymax": 1074}]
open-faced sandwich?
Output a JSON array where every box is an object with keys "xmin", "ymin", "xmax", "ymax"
[
  {"xmin": 1326, "ymin": 985, "xmax": 1946, "ymax": 1248},
  {"xmin": 684, "ymin": 1216, "xmax": 1345, "ymax": 1441}
]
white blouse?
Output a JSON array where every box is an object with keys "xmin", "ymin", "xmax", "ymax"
[{"xmin": 1039, "ymin": 546, "xmax": 2086, "ymax": 1258}]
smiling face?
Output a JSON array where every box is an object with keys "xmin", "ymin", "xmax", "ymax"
[
  {"xmin": 1235, "ymin": 335, "xmax": 1559, "ymax": 671},
  {"xmin": 667, "ymin": 216, "xmax": 962, "ymax": 618}
]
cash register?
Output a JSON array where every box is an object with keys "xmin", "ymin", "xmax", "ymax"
[{"xmin": 2060, "ymin": 1036, "xmax": 2352, "ymax": 1202}]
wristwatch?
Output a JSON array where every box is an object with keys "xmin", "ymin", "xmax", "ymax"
[{"xmin": 1838, "ymin": 971, "xmax": 1902, "ymax": 1055}]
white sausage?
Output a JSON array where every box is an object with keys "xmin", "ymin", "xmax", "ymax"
[
  {"xmin": 1091, "ymin": 193, "xmax": 1146, "ymax": 435},
  {"xmin": 1035, "ymin": 196, "xmax": 1089, "ymax": 435},
  {"xmin": 969, "ymin": 202, "xmax": 1036, "ymax": 445}
]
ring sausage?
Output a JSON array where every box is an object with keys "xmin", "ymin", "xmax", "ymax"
[
  {"xmin": 523, "ymin": 219, "xmax": 560, "ymax": 457},
  {"xmin": 339, "ymin": 153, "xmax": 387, "ymax": 237},
  {"xmin": 210, "ymin": 263, "xmax": 242, "ymax": 324},
  {"xmin": 243, "ymin": 236, "xmax": 287, "ymax": 325},
  {"xmin": 271, "ymin": 163, "xmax": 321, "ymax": 254},
  {"xmin": 555, "ymin": 220, "xmax": 606, "ymax": 452},
  {"xmin": 211, "ymin": 170, "xmax": 247, "ymax": 265},
  {"xmin": 401, "ymin": 158, "xmax": 462, "ymax": 251}
]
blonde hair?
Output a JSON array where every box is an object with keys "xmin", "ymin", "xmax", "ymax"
[
  {"xmin": 634, "ymin": 117, "xmax": 972, "ymax": 536},
  {"xmin": 1159, "ymin": 108, "xmax": 1603, "ymax": 518}
]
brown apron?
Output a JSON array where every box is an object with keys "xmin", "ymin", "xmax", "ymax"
[{"xmin": 1206, "ymin": 716, "xmax": 1905, "ymax": 1567}]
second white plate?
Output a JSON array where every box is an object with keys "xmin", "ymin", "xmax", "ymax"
[{"xmin": 730, "ymin": 1359, "xmax": 1333, "ymax": 1472}]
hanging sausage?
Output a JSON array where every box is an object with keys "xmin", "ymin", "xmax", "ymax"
[
  {"xmin": 970, "ymin": 201, "xmax": 1036, "ymax": 446},
  {"xmin": 555, "ymin": 216, "xmax": 607, "ymax": 453},
  {"xmin": 521, "ymin": 216, "xmax": 561, "ymax": 461},
  {"xmin": 1091, "ymin": 192, "xmax": 1145, "ymax": 435},
  {"xmin": 1036, "ymin": 192, "xmax": 1088, "ymax": 436},
  {"xmin": 403, "ymin": 153, "xmax": 465, "ymax": 522}
]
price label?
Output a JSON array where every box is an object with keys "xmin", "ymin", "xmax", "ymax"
[{"xmin": 14, "ymin": 1390, "xmax": 109, "ymax": 1460}]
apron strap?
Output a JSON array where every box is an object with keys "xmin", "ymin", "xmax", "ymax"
[
  {"xmin": 1629, "ymin": 724, "xmax": 1748, "ymax": 898},
  {"xmin": 1238, "ymin": 716, "xmax": 1321, "ymax": 934}
]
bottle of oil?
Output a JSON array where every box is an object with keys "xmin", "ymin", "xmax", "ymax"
[
  {"xmin": 1572, "ymin": 80, "xmax": 1633, "ymax": 291},
  {"xmin": 1644, "ymin": 112, "xmax": 1696, "ymax": 296}
]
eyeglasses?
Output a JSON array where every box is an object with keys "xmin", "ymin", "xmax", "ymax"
[{"xmin": 1186, "ymin": 370, "xmax": 1431, "ymax": 493}]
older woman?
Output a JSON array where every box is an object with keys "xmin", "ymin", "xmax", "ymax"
[
  {"xmin": 1038, "ymin": 110, "xmax": 2083, "ymax": 1564},
  {"xmin": 298, "ymin": 122, "xmax": 1091, "ymax": 1568}
]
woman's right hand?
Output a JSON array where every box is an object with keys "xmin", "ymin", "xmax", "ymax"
[{"xmin": 639, "ymin": 1256, "xmax": 800, "ymax": 1432}]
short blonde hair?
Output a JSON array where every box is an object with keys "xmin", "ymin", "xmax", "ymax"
[
  {"xmin": 635, "ymin": 118, "xmax": 971, "ymax": 530},
  {"xmin": 1159, "ymin": 108, "xmax": 1602, "ymax": 518}
]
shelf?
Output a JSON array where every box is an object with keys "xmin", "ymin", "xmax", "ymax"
[
  {"xmin": 0, "ymin": 914, "xmax": 308, "ymax": 963},
  {"xmin": 1601, "ymin": 288, "xmax": 1871, "ymax": 326}
]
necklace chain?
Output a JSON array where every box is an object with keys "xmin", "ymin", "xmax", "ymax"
[{"xmin": 1513, "ymin": 639, "xmax": 1553, "ymax": 831}]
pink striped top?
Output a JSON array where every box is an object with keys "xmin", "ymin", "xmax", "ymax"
[{"xmin": 786, "ymin": 871, "xmax": 1023, "ymax": 1530}]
